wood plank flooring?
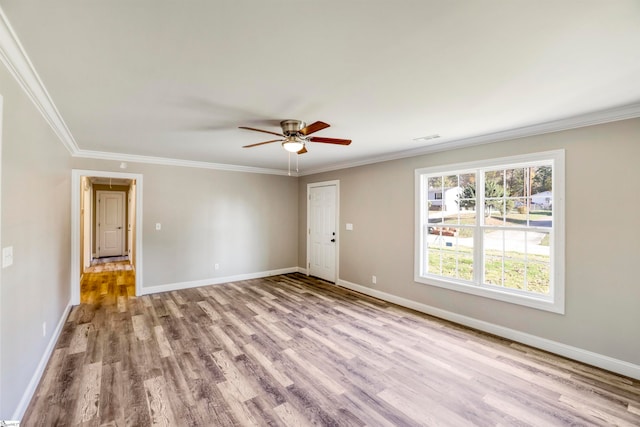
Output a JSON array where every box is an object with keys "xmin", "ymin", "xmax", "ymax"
[
  {"xmin": 80, "ymin": 261, "xmax": 134, "ymax": 304},
  {"xmin": 23, "ymin": 272, "xmax": 640, "ymax": 426}
]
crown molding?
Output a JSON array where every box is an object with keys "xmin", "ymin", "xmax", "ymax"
[
  {"xmin": 73, "ymin": 149, "xmax": 296, "ymax": 177},
  {"xmin": 299, "ymin": 102, "xmax": 640, "ymax": 176},
  {"xmin": 0, "ymin": 7, "xmax": 294, "ymax": 177},
  {"xmin": 0, "ymin": 7, "xmax": 79, "ymax": 154}
]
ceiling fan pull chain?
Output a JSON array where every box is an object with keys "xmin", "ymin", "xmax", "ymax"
[
  {"xmin": 288, "ymin": 152, "xmax": 291, "ymax": 176},
  {"xmin": 296, "ymin": 153, "xmax": 299, "ymax": 173}
]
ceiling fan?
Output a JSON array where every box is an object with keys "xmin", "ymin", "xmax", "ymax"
[{"xmin": 239, "ymin": 120, "xmax": 351, "ymax": 154}]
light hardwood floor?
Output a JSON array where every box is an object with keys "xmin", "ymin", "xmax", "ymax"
[
  {"xmin": 80, "ymin": 260, "xmax": 134, "ymax": 304},
  {"xmin": 23, "ymin": 271, "xmax": 640, "ymax": 426}
]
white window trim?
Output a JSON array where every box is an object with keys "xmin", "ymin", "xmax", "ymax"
[{"xmin": 414, "ymin": 150, "xmax": 565, "ymax": 314}]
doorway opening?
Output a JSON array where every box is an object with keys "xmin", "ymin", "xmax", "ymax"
[
  {"xmin": 71, "ymin": 170, "xmax": 143, "ymax": 305},
  {"xmin": 306, "ymin": 180, "xmax": 339, "ymax": 283},
  {"xmin": 95, "ymin": 189, "xmax": 126, "ymax": 259}
]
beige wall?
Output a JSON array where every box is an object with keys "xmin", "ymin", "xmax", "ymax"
[
  {"xmin": 71, "ymin": 158, "xmax": 299, "ymax": 288},
  {"xmin": 0, "ymin": 66, "xmax": 72, "ymax": 417},
  {"xmin": 299, "ymin": 118, "xmax": 640, "ymax": 366}
]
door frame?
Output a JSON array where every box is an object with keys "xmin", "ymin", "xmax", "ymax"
[
  {"xmin": 306, "ymin": 180, "xmax": 339, "ymax": 283},
  {"xmin": 0, "ymin": 95, "xmax": 4, "ymax": 411},
  {"xmin": 95, "ymin": 190, "xmax": 126, "ymax": 258},
  {"xmin": 71, "ymin": 169, "xmax": 143, "ymax": 305}
]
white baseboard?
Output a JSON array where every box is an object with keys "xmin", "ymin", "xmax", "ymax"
[
  {"xmin": 12, "ymin": 301, "xmax": 72, "ymax": 421},
  {"xmin": 141, "ymin": 266, "xmax": 303, "ymax": 295},
  {"xmin": 337, "ymin": 279, "xmax": 640, "ymax": 380}
]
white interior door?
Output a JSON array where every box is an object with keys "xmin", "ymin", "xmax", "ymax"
[
  {"xmin": 308, "ymin": 184, "xmax": 337, "ymax": 282},
  {"xmin": 97, "ymin": 191, "xmax": 125, "ymax": 258}
]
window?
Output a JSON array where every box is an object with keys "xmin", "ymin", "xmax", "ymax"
[{"xmin": 415, "ymin": 150, "xmax": 564, "ymax": 313}]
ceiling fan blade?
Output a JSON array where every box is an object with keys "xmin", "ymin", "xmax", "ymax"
[
  {"xmin": 239, "ymin": 126, "xmax": 284, "ymax": 138},
  {"xmin": 299, "ymin": 121, "xmax": 330, "ymax": 136},
  {"xmin": 297, "ymin": 146, "xmax": 308, "ymax": 154},
  {"xmin": 242, "ymin": 139, "xmax": 281, "ymax": 148},
  {"xmin": 309, "ymin": 136, "xmax": 352, "ymax": 145}
]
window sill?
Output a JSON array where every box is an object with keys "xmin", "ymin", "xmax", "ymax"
[{"xmin": 415, "ymin": 274, "xmax": 564, "ymax": 314}]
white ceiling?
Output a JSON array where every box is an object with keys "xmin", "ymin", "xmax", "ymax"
[{"xmin": 1, "ymin": 1, "xmax": 640, "ymax": 175}]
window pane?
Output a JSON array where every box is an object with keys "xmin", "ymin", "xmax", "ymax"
[
  {"xmin": 428, "ymin": 207, "xmax": 443, "ymax": 222},
  {"xmin": 505, "ymin": 168, "xmax": 526, "ymax": 197},
  {"xmin": 530, "ymin": 204, "xmax": 553, "ymax": 228},
  {"xmin": 426, "ymin": 224, "xmax": 445, "ymax": 274},
  {"xmin": 527, "ymin": 262, "xmax": 550, "ymax": 295},
  {"xmin": 534, "ymin": 230, "xmax": 551, "ymax": 255},
  {"xmin": 504, "ymin": 198, "xmax": 529, "ymax": 227},
  {"xmin": 458, "ymin": 255, "xmax": 474, "ymax": 281},
  {"xmin": 426, "ymin": 228, "xmax": 474, "ymax": 281},
  {"xmin": 459, "ymin": 173, "xmax": 474, "ymax": 188},
  {"xmin": 531, "ymin": 165, "xmax": 552, "ymax": 228},
  {"xmin": 458, "ymin": 172, "xmax": 476, "ymax": 215},
  {"xmin": 531, "ymin": 165, "xmax": 552, "ymax": 195},
  {"xmin": 484, "ymin": 255, "xmax": 503, "ymax": 286},
  {"xmin": 484, "ymin": 228, "xmax": 503, "ymax": 251},
  {"xmin": 504, "ymin": 230, "xmax": 527, "ymax": 259},
  {"xmin": 484, "ymin": 170, "xmax": 507, "ymax": 225},
  {"xmin": 504, "ymin": 261, "xmax": 526, "ymax": 290},
  {"xmin": 484, "ymin": 200, "xmax": 504, "ymax": 226},
  {"xmin": 427, "ymin": 176, "xmax": 445, "ymax": 215},
  {"xmin": 508, "ymin": 232, "xmax": 528, "ymax": 290},
  {"xmin": 445, "ymin": 212, "xmax": 476, "ymax": 227},
  {"xmin": 485, "ymin": 169, "xmax": 504, "ymax": 186},
  {"xmin": 428, "ymin": 176, "xmax": 442, "ymax": 197},
  {"xmin": 442, "ymin": 214, "xmax": 459, "ymax": 226}
]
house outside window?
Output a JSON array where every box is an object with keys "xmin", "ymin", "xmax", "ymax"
[{"xmin": 415, "ymin": 150, "xmax": 565, "ymax": 313}]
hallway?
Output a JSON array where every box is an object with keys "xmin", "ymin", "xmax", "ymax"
[{"xmin": 81, "ymin": 260, "xmax": 135, "ymax": 304}]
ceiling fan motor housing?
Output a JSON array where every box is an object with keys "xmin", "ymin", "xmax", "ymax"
[{"xmin": 281, "ymin": 120, "xmax": 306, "ymax": 137}]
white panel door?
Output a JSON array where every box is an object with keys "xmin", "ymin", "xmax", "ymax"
[
  {"xmin": 309, "ymin": 185, "xmax": 337, "ymax": 282},
  {"xmin": 97, "ymin": 191, "xmax": 125, "ymax": 257}
]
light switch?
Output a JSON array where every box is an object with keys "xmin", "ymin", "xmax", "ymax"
[
  {"xmin": 346, "ymin": 223, "xmax": 353, "ymax": 231},
  {"xmin": 155, "ymin": 223, "xmax": 161, "ymax": 230},
  {"xmin": 2, "ymin": 246, "xmax": 14, "ymax": 268}
]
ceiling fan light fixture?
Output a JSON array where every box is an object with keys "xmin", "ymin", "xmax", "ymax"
[{"xmin": 282, "ymin": 137, "xmax": 305, "ymax": 153}]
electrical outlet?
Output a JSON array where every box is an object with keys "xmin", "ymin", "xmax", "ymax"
[
  {"xmin": 42, "ymin": 322, "xmax": 47, "ymax": 337},
  {"xmin": 372, "ymin": 275, "xmax": 377, "ymax": 284},
  {"xmin": 155, "ymin": 223, "xmax": 161, "ymax": 230},
  {"xmin": 214, "ymin": 263, "xmax": 219, "ymax": 270}
]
